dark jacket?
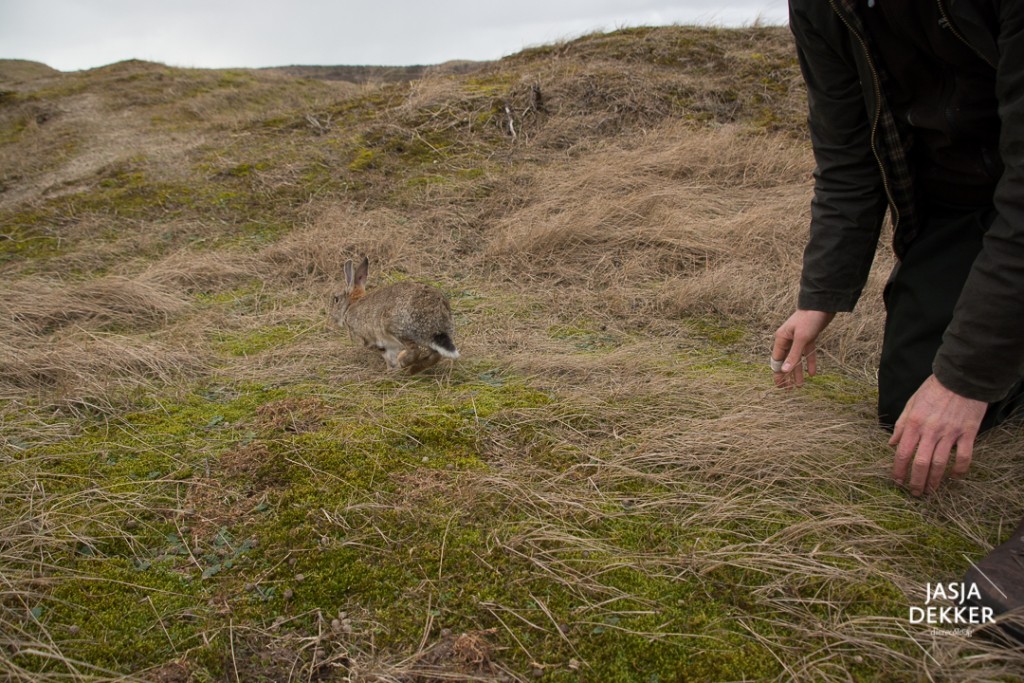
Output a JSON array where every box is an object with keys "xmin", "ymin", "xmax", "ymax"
[{"xmin": 790, "ymin": 0, "xmax": 1024, "ymax": 403}]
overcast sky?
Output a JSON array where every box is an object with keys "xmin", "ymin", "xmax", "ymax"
[{"xmin": 0, "ymin": 1, "xmax": 788, "ymax": 73}]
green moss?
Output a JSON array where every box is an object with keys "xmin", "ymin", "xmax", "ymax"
[
  {"xmin": 21, "ymin": 382, "xmax": 282, "ymax": 473},
  {"xmin": 222, "ymin": 161, "xmax": 270, "ymax": 177},
  {"xmin": 12, "ymin": 76, "xmax": 89, "ymax": 103},
  {"xmin": 193, "ymin": 280, "xmax": 263, "ymax": 305},
  {"xmin": 876, "ymin": 511, "xmax": 989, "ymax": 577},
  {"xmin": 212, "ymin": 370, "xmax": 822, "ymax": 676},
  {"xmin": 213, "ymin": 323, "xmax": 313, "ymax": 357},
  {"xmin": 677, "ymin": 350, "xmax": 761, "ymax": 383},
  {"xmin": 348, "ymin": 146, "xmax": 380, "ymax": 172},
  {"xmin": 236, "ymin": 373, "xmax": 556, "ymax": 497},
  {"xmin": 217, "ymin": 70, "xmax": 254, "ymax": 88},
  {"xmin": 0, "ymin": 221, "xmax": 61, "ymax": 263},
  {"xmin": 0, "ymin": 147, "xmax": 318, "ymax": 268},
  {"xmin": 4, "ymin": 358, "xmax": 951, "ymax": 681},
  {"xmin": 346, "ymin": 127, "xmax": 462, "ymax": 178},
  {"xmin": 35, "ymin": 558, "xmax": 203, "ymax": 672},
  {"xmin": 63, "ymin": 162, "xmax": 197, "ymax": 218},
  {"xmin": 804, "ymin": 371, "xmax": 877, "ymax": 407},
  {"xmin": 683, "ymin": 316, "xmax": 746, "ymax": 345},
  {"xmin": 0, "ymin": 114, "xmax": 29, "ymax": 145}
]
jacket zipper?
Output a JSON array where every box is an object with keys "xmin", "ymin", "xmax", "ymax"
[
  {"xmin": 936, "ymin": 0, "xmax": 998, "ymax": 68},
  {"xmin": 827, "ymin": 0, "xmax": 900, "ymax": 233}
]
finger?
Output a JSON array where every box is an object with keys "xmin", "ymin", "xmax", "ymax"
[
  {"xmin": 775, "ymin": 358, "xmax": 805, "ymax": 389},
  {"xmin": 924, "ymin": 437, "xmax": 955, "ymax": 494},
  {"xmin": 771, "ymin": 328, "xmax": 793, "ymax": 368},
  {"xmin": 782, "ymin": 339, "xmax": 806, "ymax": 374},
  {"xmin": 771, "ymin": 354, "xmax": 786, "ymax": 381},
  {"xmin": 907, "ymin": 436, "xmax": 938, "ymax": 497},
  {"xmin": 950, "ymin": 433, "xmax": 975, "ymax": 479},
  {"xmin": 771, "ymin": 327, "xmax": 793, "ymax": 388},
  {"xmin": 888, "ymin": 392, "xmax": 916, "ymax": 448},
  {"xmin": 805, "ymin": 346, "xmax": 817, "ymax": 377},
  {"xmin": 772, "ymin": 346, "xmax": 791, "ymax": 371},
  {"xmin": 791, "ymin": 361, "xmax": 805, "ymax": 388},
  {"xmin": 888, "ymin": 419, "xmax": 903, "ymax": 447},
  {"xmin": 772, "ymin": 354, "xmax": 799, "ymax": 389},
  {"xmin": 890, "ymin": 421, "xmax": 918, "ymax": 484}
]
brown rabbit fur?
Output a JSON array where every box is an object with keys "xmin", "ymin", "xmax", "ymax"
[{"xmin": 332, "ymin": 256, "xmax": 459, "ymax": 374}]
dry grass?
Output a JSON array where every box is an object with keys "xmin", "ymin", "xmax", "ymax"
[
  {"xmin": 1, "ymin": 25, "xmax": 1022, "ymax": 683},
  {"xmin": 0, "ymin": 272, "xmax": 205, "ymax": 410}
]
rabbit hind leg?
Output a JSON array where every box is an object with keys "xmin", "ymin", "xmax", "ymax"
[
  {"xmin": 378, "ymin": 337, "xmax": 406, "ymax": 370},
  {"xmin": 397, "ymin": 345, "xmax": 441, "ymax": 374}
]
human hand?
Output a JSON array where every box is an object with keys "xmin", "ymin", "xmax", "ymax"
[
  {"xmin": 889, "ymin": 374, "xmax": 987, "ymax": 496},
  {"xmin": 772, "ymin": 310, "xmax": 835, "ymax": 388}
]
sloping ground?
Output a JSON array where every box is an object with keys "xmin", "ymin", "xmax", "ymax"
[
  {"xmin": 1, "ymin": 26, "xmax": 1022, "ymax": 682},
  {"xmin": 259, "ymin": 61, "xmax": 486, "ymax": 84},
  {"xmin": 0, "ymin": 59, "xmax": 61, "ymax": 84}
]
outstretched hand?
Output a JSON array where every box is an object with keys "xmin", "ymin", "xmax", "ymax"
[
  {"xmin": 772, "ymin": 310, "xmax": 835, "ymax": 388},
  {"xmin": 774, "ymin": 312, "xmax": 988, "ymax": 496},
  {"xmin": 890, "ymin": 374, "xmax": 987, "ymax": 496}
]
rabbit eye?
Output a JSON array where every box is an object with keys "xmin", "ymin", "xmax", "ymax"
[{"xmin": 333, "ymin": 295, "xmax": 341, "ymax": 304}]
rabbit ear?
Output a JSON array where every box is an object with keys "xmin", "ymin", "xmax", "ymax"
[
  {"xmin": 343, "ymin": 260, "xmax": 354, "ymax": 287},
  {"xmin": 353, "ymin": 256, "xmax": 369, "ymax": 288}
]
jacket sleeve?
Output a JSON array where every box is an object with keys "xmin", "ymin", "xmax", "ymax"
[
  {"xmin": 934, "ymin": 3, "xmax": 1024, "ymax": 403},
  {"xmin": 790, "ymin": 2, "xmax": 890, "ymax": 313}
]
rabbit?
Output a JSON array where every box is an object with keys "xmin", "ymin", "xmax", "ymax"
[{"xmin": 332, "ymin": 256, "xmax": 459, "ymax": 374}]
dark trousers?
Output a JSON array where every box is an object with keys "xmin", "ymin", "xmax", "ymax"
[{"xmin": 878, "ymin": 201, "xmax": 1024, "ymax": 431}]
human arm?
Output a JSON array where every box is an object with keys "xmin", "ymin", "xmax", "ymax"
[
  {"xmin": 931, "ymin": 4, "xmax": 1024, "ymax": 404},
  {"xmin": 775, "ymin": 4, "xmax": 888, "ymax": 387},
  {"xmin": 789, "ymin": 1, "xmax": 890, "ymax": 314},
  {"xmin": 889, "ymin": 4, "xmax": 1024, "ymax": 494}
]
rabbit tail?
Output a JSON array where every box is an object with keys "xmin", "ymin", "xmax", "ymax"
[{"xmin": 429, "ymin": 333, "xmax": 460, "ymax": 359}]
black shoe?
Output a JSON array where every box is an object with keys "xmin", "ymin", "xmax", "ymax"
[{"xmin": 962, "ymin": 516, "xmax": 1024, "ymax": 647}]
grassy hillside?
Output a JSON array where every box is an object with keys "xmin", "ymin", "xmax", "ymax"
[
  {"xmin": 258, "ymin": 62, "xmax": 485, "ymax": 84},
  {"xmin": 2, "ymin": 26, "xmax": 1023, "ymax": 682},
  {"xmin": 0, "ymin": 60, "xmax": 61, "ymax": 84}
]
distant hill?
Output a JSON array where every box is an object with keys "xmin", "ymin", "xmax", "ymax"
[
  {"xmin": 0, "ymin": 59, "xmax": 61, "ymax": 84},
  {"xmin": 258, "ymin": 60, "xmax": 486, "ymax": 84},
  {"xmin": 0, "ymin": 58, "xmax": 485, "ymax": 88}
]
